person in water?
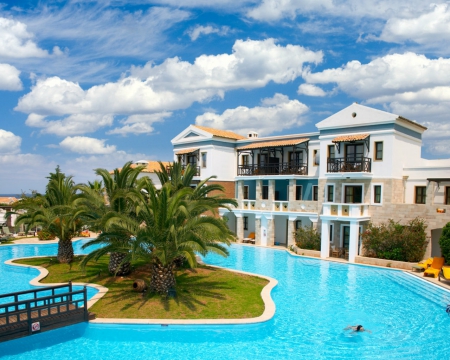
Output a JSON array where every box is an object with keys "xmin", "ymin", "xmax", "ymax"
[{"xmin": 344, "ymin": 325, "xmax": 372, "ymax": 333}]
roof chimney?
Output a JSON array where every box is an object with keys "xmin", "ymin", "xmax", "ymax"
[{"xmin": 248, "ymin": 131, "xmax": 258, "ymax": 139}]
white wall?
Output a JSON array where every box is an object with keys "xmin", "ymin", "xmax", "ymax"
[{"xmin": 274, "ymin": 215, "xmax": 288, "ymax": 245}]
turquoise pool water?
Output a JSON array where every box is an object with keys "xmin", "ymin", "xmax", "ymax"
[{"xmin": 0, "ymin": 241, "xmax": 450, "ymax": 359}]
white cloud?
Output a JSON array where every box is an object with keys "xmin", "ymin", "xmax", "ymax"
[
  {"xmin": 0, "ymin": 17, "xmax": 49, "ymax": 59},
  {"xmin": 0, "ymin": 129, "xmax": 21, "ymax": 154},
  {"xmin": 304, "ymin": 52, "xmax": 450, "ymax": 99},
  {"xmin": 426, "ymin": 139, "xmax": 450, "ymax": 155},
  {"xmin": 379, "ymin": 3, "xmax": 450, "ymax": 45},
  {"xmin": 303, "ymin": 52, "xmax": 450, "ymax": 140},
  {"xmin": 187, "ymin": 25, "xmax": 230, "ymax": 41},
  {"xmin": 247, "ymin": 0, "xmax": 443, "ymax": 22},
  {"xmin": 16, "ymin": 39, "xmax": 322, "ymax": 136},
  {"xmin": 195, "ymin": 93, "xmax": 309, "ymax": 136},
  {"xmin": 297, "ymin": 83, "xmax": 326, "ymax": 97},
  {"xmin": 59, "ymin": 136, "xmax": 117, "ymax": 155},
  {"xmin": 0, "ymin": 63, "xmax": 22, "ymax": 90},
  {"xmin": 107, "ymin": 113, "xmax": 172, "ymax": 136}
]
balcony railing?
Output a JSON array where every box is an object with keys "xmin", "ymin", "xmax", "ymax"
[
  {"xmin": 327, "ymin": 157, "xmax": 371, "ymax": 173},
  {"xmin": 322, "ymin": 203, "xmax": 370, "ymax": 218},
  {"xmin": 237, "ymin": 163, "xmax": 308, "ymax": 176},
  {"xmin": 166, "ymin": 165, "xmax": 200, "ymax": 176}
]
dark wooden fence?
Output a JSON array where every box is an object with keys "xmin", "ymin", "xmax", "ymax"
[{"xmin": 0, "ymin": 282, "xmax": 88, "ymax": 342}]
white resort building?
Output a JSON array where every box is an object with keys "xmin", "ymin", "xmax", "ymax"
[{"xmin": 170, "ymin": 103, "xmax": 450, "ymax": 263}]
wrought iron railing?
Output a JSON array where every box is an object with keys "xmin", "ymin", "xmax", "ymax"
[
  {"xmin": 166, "ymin": 165, "xmax": 200, "ymax": 176},
  {"xmin": 237, "ymin": 163, "xmax": 308, "ymax": 176},
  {"xmin": 327, "ymin": 157, "xmax": 371, "ymax": 173}
]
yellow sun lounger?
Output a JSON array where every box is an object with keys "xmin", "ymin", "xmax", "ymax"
[
  {"xmin": 412, "ymin": 258, "xmax": 433, "ymax": 272},
  {"xmin": 423, "ymin": 257, "xmax": 445, "ymax": 278},
  {"xmin": 439, "ymin": 266, "xmax": 450, "ymax": 283},
  {"xmin": 243, "ymin": 232, "xmax": 256, "ymax": 244}
]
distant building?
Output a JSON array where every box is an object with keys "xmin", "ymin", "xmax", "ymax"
[
  {"xmin": 170, "ymin": 104, "xmax": 450, "ymax": 262},
  {"xmin": 0, "ymin": 197, "xmax": 19, "ymax": 231},
  {"xmin": 110, "ymin": 160, "xmax": 171, "ymax": 189}
]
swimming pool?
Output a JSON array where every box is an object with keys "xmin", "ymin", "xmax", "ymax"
[{"xmin": 0, "ymin": 241, "xmax": 449, "ymax": 359}]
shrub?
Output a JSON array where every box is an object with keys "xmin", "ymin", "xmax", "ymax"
[
  {"xmin": 295, "ymin": 226, "xmax": 321, "ymax": 251},
  {"xmin": 37, "ymin": 229, "xmax": 56, "ymax": 241},
  {"xmin": 362, "ymin": 217, "xmax": 427, "ymax": 262},
  {"xmin": 439, "ymin": 222, "xmax": 450, "ymax": 264}
]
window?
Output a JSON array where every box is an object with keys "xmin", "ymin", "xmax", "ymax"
[
  {"xmin": 262, "ymin": 185, "xmax": 269, "ymax": 200},
  {"xmin": 243, "ymin": 216, "xmax": 248, "ymax": 230},
  {"xmin": 415, "ymin": 186, "xmax": 426, "ymax": 204},
  {"xmin": 344, "ymin": 185, "xmax": 363, "ymax": 203},
  {"xmin": 289, "ymin": 151, "xmax": 303, "ymax": 164},
  {"xmin": 313, "ymin": 150, "xmax": 320, "ymax": 166},
  {"xmin": 243, "ymin": 185, "xmax": 249, "ymax": 200},
  {"xmin": 295, "ymin": 220, "xmax": 302, "ymax": 230},
  {"xmin": 327, "ymin": 185, "xmax": 334, "ymax": 202},
  {"xmin": 295, "ymin": 185, "xmax": 302, "ymax": 200},
  {"xmin": 328, "ymin": 145, "xmax": 335, "ymax": 159},
  {"xmin": 446, "ymin": 187, "xmax": 450, "ymax": 205},
  {"xmin": 177, "ymin": 155, "xmax": 182, "ymax": 163},
  {"xmin": 242, "ymin": 155, "xmax": 250, "ymax": 166},
  {"xmin": 373, "ymin": 185, "xmax": 382, "ymax": 204},
  {"xmin": 313, "ymin": 185, "xmax": 318, "ymax": 201},
  {"xmin": 201, "ymin": 152, "xmax": 207, "ymax": 168},
  {"xmin": 345, "ymin": 143, "xmax": 364, "ymax": 161},
  {"xmin": 374, "ymin": 142, "xmax": 383, "ymax": 161},
  {"xmin": 329, "ymin": 224, "xmax": 334, "ymax": 242},
  {"xmin": 187, "ymin": 155, "xmax": 197, "ymax": 166}
]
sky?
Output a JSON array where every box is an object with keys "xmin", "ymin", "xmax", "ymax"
[{"xmin": 1, "ymin": 0, "xmax": 450, "ymax": 193}]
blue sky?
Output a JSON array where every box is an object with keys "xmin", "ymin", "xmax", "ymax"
[{"xmin": 1, "ymin": 0, "xmax": 450, "ymax": 193}]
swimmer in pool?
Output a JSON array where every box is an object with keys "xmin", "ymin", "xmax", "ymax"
[{"xmin": 344, "ymin": 325, "xmax": 372, "ymax": 333}]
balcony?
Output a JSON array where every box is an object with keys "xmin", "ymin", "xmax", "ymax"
[
  {"xmin": 240, "ymin": 200, "xmax": 318, "ymax": 213},
  {"xmin": 327, "ymin": 157, "xmax": 371, "ymax": 173},
  {"xmin": 237, "ymin": 163, "xmax": 308, "ymax": 176},
  {"xmin": 322, "ymin": 202, "xmax": 370, "ymax": 218},
  {"xmin": 166, "ymin": 165, "xmax": 200, "ymax": 176}
]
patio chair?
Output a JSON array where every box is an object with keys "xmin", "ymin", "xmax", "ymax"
[
  {"xmin": 412, "ymin": 258, "xmax": 433, "ymax": 272},
  {"xmin": 423, "ymin": 257, "xmax": 445, "ymax": 278},
  {"xmin": 243, "ymin": 232, "xmax": 255, "ymax": 244},
  {"xmin": 438, "ymin": 266, "xmax": 450, "ymax": 283}
]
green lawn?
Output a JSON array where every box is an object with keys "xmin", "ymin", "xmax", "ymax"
[{"xmin": 14, "ymin": 256, "xmax": 268, "ymax": 319}]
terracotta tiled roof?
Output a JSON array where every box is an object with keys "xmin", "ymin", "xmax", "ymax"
[
  {"xmin": 175, "ymin": 148, "xmax": 198, "ymax": 155},
  {"xmin": 0, "ymin": 197, "xmax": 18, "ymax": 204},
  {"xmin": 109, "ymin": 161, "xmax": 170, "ymax": 174},
  {"xmin": 332, "ymin": 134, "xmax": 369, "ymax": 143},
  {"xmin": 236, "ymin": 138, "xmax": 309, "ymax": 150},
  {"xmin": 193, "ymin": 125, "xmax": 246, "ymax": 140}
]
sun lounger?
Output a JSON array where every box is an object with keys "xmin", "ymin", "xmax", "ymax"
[
  {"xmin": 412, "ymin": 257, "xmax": 433, "ymax": 272},
  {"xmin": 438, "ymin": 266, "xmax": 450, "ymax": 283},
  {"xmin": 243, "ymin": 232, "xmax": 255, "ymax": 244},
  {"xmin": 423, "ymin": 257, "xmax": 445, "ymax": 278}
]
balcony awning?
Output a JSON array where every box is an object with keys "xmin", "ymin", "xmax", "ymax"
[
  {"xmin": 331, "ymin": 134, "xmax": 369, "ymax": 143},
  {"xmin": 236, "ymin": 138, "xmax": 309, "ymax": 151},
  {"xmin": 175, "ymin": 148, "xmax": 198, "ymax": 155}
]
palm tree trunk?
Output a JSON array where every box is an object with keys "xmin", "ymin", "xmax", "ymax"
[
  {"xmin": 108, "ymin": 252, "xmax": 131, "ymax": 276},
  {"xmin": 57, "ymin": 239, "xmax": 74, "ymax": 263},
  {"xmin": 150, "ymin": 261, "xmax": 176, "ymax": 295}
]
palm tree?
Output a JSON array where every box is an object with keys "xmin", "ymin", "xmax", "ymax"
[
  {"xmin": 82, "ymin": 166, "xmax": 237, "ymax": 295},
  {"xmin": 11, "ymin": 168, "xmax": 84, "ymax": 263},
  {"xmin": 80, "ymin": 161, "xmax": 145, "ymax": 275}
]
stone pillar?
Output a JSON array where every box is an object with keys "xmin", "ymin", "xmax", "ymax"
[
  {"xmin": 237, "ymin": 180, "xmax": 244, "ymax": 200},
  {"xmin": 267, "ymin": 216, "xmax": 275, "ymax": 246},
  {"xmin": 288, "ymin": 216, "xmax": 297, "ymax": 246},
  {"xmin": 289, "ymin": 179, "xmax": 295, "ymax": 201},
  {"xmin": 268, "ymin": 179, "xmax": 275, "ymax": 201},
  {"xmin": 256, "ymin": 180, "xmax": 262, "ymax": 200},
  {"xmin": 236, "ymin": 214, "xmax": 244, "ymax": 243},
  {"xmin": 310, "ymin": 217, "xmax": 318, "ymax": 230},
  {"xmin": 255, "ymin": 216, "xmax": 261, "ymax": 245},
  {"xmin": 320, "ymin": 219, "xmax": 330, "ymax": 259},
  {"xmin": 348, "ymin": 220, "xmax": 359, "ymax": 263}
]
